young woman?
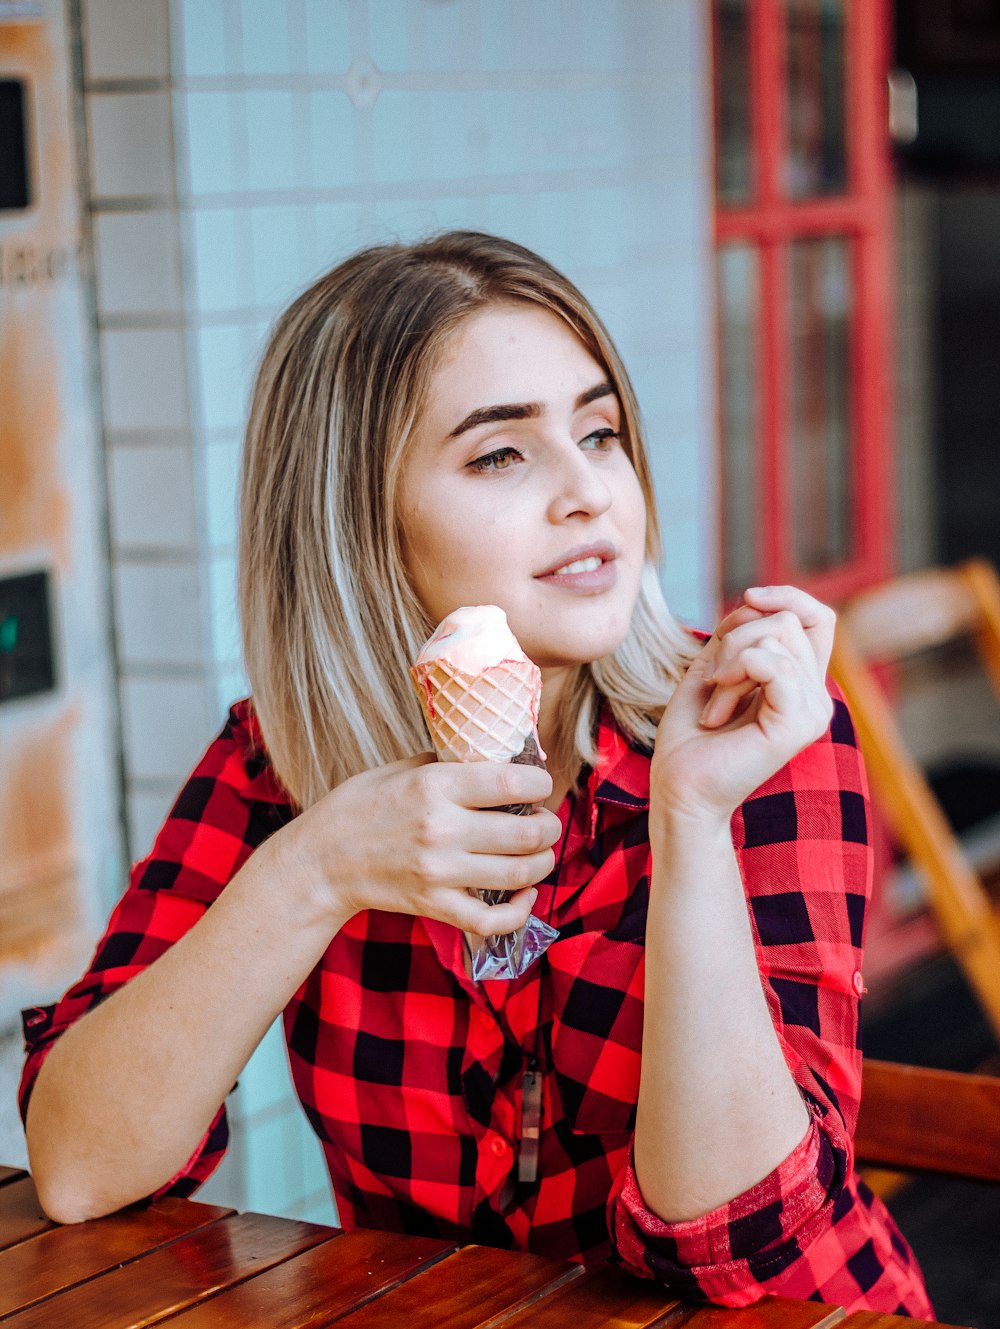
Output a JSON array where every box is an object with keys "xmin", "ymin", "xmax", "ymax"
[{"xmin": 20, "ymin": 232, "xmax": 931, "ymax": 1315}]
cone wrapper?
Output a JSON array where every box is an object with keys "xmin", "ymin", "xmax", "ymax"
[{"xmin": 410, "ymin": 622, "xmax": 558, "ymax": 980}]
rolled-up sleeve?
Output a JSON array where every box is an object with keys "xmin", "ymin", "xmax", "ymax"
[{"xmin": 19, "ymin": 700, "xmax": 293, "ymax": 1200}]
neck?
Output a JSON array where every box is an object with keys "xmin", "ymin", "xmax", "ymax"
[{"xmin": 538, "ymin": 665, "xmax": 577, "ymax": 811}]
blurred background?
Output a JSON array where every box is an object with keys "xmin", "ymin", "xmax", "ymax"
[{"xmin": 1, "ymin": 0, "xmax": 998, "ymax": 1295}]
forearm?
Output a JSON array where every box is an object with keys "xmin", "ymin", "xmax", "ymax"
[
  {"xmin": 634, "ymin": 812, "xmax": 810, "ymax": 1222},
  {"xmin": 26, "ymin": 834, "xmax": 350, "ymax": 1223}
]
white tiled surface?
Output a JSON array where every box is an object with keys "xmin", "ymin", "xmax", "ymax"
[
  {"xmin": 83, "ymin": 0, "xmax": 170, "ymax": 82},
  {"xmin": 100, "ymin": 328, "xmax": 189, "ymax": 432},
  {"xmin": 113, "ymin": 561, "xmax": 203, "ymax": 667},
  {"xmin": 203, "ymin": 436, "xmax": 241, "ymax": 550},
  {"xmin": 181, "ymin": 93, "xmax": 238, "ymax": 196},
  {"xmin": 107, "ymin": 444, "xmax": 199, "ymax": 551},
  {"xmin": 93, "ymin": 212, "xmax": 183, "ymax": 317},
  {"xmin": 189, "ymin": 209, "xmax": 254, "ymax": 314},
  {"xmin": 206, "ymin": 555, "xmax": 241, "ymax": 667},
  {"xmin": 120, "ymin": 676, "xmax": 214, "ymax": 783},
  {"xmin": 87, "ymin": 92, "xmax": 174, "ymax": 199},
  {"xmin": 79, "ymin": 0, "xmax": 717, "ymax": 1226},
  {"xmin": 125, "ymin": 783, "xmax": 180, "ymax": 861}
]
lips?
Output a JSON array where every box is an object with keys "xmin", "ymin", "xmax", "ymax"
[{"xmin": 534, "ymin": 542, "xmax": 618, "ymax": 593}]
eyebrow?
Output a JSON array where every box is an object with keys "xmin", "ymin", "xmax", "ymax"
[{"xmin": 446, "ymin": 380, "xmax": 617, "ymax": 440}]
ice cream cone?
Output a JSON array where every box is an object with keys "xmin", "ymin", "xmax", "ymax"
[{"xmin": 410, "ymin": 657, "xmax": 541, "ymax": 765}]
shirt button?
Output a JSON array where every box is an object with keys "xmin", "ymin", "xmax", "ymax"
[
  {"xmin": 490, "ymin": 1137, "xmax": 509, "ymax": 1159},
  {"xmin": 852, "ymin": 970, "xmax": 866, "ymax": 996}
]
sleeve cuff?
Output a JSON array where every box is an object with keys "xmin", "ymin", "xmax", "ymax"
[{"xmin": 610, "ymin": 1115, "xmax": 842, "ymax": 1305}]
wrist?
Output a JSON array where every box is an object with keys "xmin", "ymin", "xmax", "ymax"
[{"xmin": 258, "ymin": 814, "xmax": 357, "ymax": 936}]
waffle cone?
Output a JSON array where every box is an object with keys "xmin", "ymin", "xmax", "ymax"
[{"xmin": 410, "ymin": 657, "xmax": 542, "ymax": 763}]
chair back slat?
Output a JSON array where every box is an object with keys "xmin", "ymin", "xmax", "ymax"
[
  {"xmin": 857, "ymin": 1059, "xmax": 1000, "ymax": 1183},
  {"xmin": 839, "ymin": 566, "xmax": 981, "ymax": 664},
  {"xmin": 832, "ymin": 558, "xmax": 1000, "ymax": 1046}
]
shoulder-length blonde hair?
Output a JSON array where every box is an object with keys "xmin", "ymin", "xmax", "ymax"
[{"xmin": 239, "ymin": 230, "xmax": 699, "ymax": 809}]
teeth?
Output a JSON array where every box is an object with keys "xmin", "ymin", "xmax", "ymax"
[{"xmin": 554, "ymin": 556, "xmax": 602, "ymax": 575}]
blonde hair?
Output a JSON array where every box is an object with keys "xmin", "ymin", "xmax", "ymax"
[{"xmin": 239, "ymin": 231, "xmax": 699, "ymax": 809}]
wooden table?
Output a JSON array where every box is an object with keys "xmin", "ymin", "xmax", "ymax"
[{"xmin": 0, "ymin": 1165, "xmax": 965, "ymax": 1328}]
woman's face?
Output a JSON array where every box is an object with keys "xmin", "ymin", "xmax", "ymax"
[{"xmin": 398, "ymin": 304, "xmax": 647, "ymax": 671}]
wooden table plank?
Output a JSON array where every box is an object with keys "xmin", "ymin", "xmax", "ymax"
[
  {"xmin": 0, "ymin": 1178, "xmax": 53, "ymax": 1251},
  {"xmin": 478, "ymin": 1262, "xmax": 678, "ymax": 1329},
  {"xmin": 2, "ymin": 1211, "xmax": 333, "ymax": 1329},
  {"xmin": 327, "ymin": 1243, "xmax": 580, "ymax": 1328},
  {"xmin": 161, "ymin": 1228, "xmax": 455, "ymax": 1328},
  {"xmin": 0, "ymin": 1167, "xmax": 27, "ymax": 1187},
  {"xmin": 840, "ymin": 1314, "xmax": 967, "ymax": 1328},
  {"xmin": 0, "ymin": 1194, "xmax": 233, "ymax": 1317},
  {"xmin": 678, "ymin": 1298, "xmax": 846, "ymax": 1328}
]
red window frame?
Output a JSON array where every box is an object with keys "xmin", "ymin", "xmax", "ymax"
[{"xmin": 713, "ymin": 0, "xmax": 895, "ymax": 606}]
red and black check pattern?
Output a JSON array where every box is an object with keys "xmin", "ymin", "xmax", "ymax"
[{"xmin": 19, "ymin": 690, "xmax": 932, "ymax": 1316}]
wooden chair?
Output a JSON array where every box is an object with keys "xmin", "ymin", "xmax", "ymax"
[
  {"xmin": 858, "ymin": 1058, "xmax": 1000, "ymax": 1182},
  {"xmin": 831, "ymin": 558, "xmax": 1000, "ymax": 1045}
]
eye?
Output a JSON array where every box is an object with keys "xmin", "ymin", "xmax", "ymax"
[
  {"xmin": 467, "ymin": 446, "xmax": 524, "ymax": 474},
  {"xmin": 579, "ymin": 427, "xmax": 621, "ymax": 451}
]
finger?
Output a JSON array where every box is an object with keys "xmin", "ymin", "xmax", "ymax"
[
  {"xmin": 439, "ymin": 760, "xmax": 554, "ymax": 810},
  {"xmin": 699, "ymin": 676, "xmax": 758, "ymax": 728},
  {"xmin": 711, "ymin": 603, "xmax": 768, "ymax": 641},
  {"xmin": 448, "ymin": 846, "xmax": 557, "ymax": 898},
  {"xmin": 454, "ymin": 884, "xmax": 540, "ymax": 938},
  {"xmin": 709, "ymin": 610, "xmax": 816, "ymax": 683},
  {"xmin": 457, "ymin": 805, "xmax": 563, "ymax": 856},
  {"xmin": 722, "ymin": 639, "xmax": 806, "ymax": 722},
  {"xmin": 741, "ymin": 585, "xmax": 836, "ymax": 670}
]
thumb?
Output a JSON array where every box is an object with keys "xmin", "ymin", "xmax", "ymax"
[{"xmin": 664, "ymin": 652, "xmax": 716, "ymax": 725}]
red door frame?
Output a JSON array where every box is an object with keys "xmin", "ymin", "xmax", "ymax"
[{"xmin": 713, "ymin": 0, "xmax": 895, "ymax": 606}]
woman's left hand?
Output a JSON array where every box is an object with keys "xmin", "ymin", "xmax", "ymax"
[{"xmin": 650, "ymin": 585, "xmax": 836, "ymax": 826}]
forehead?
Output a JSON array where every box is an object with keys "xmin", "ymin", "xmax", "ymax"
[{"xmin": 430, "ymin": 304, "xmax": 607, "ymax": 405}]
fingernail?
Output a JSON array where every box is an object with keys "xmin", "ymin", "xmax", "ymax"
[
  {"xmin": 529, "ymin": 888, "xmax": 538, "ymax": 906},
  {"xmin": 746, "ymin": 585, "xmax": 768, "ymax": 597}
]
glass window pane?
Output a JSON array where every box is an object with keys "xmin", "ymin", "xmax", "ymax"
[
  {"xmin": 785, "ymin": 0, "xmax": 846, "ymax": 198},
  {"xmin": 718, "ymin": 243, "xmax": 760, "ymax": 595},
  {"xmin": 788, "ymin": 236, "xmax": 853, "ymax": 572},
  {"xmin": 714, "ymin": 0, "xmax": 753, "ymax": 204}
]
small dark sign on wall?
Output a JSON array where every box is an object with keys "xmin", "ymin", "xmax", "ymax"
[
  {"xmin": 0, "ymin": 79, "xmax": 31, "ymax": 211},
  {"xmin": 0, "ymin": 570, "xmax": 56, "ymax": 704}
]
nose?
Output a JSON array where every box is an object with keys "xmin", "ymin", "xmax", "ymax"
[{"xmin": 546, "ymin": 440, "xmax": 613, "ymax": 524}]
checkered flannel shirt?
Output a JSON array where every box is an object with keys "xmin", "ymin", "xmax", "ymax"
[{"xmin": 20, "ymin": 688, "xmax": 932, "ymax": 1316}]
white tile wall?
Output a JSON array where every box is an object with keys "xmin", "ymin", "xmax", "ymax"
[
  {"xmin": 113, "ymin": 561, "xmax": 203, "ymax": 666},
  {"xmin": 206, "ymin": 554, "xmax": 241, "ymax": 667},
  {"xmin": 87, "ymin": 92, "xmax": 174, "ymax": 199},
  {"xmin": 192, "ymin": 324, "xmax": 256, "ymax": 433},
  {"xmin": 239, "ymin": 0, "xmax": 293, "ymax": 76},
  {"xmin": 182, "ymin": 92, "xmax": 238, "ymax": 196},
  {"xmin": 100, "ymin": 328, "xmax": 189, "ymax": 432},
  {"xmin": 203, "ymin": 435, "xmax": 241, "ymax": 550},
  {"xmin": 93, "ymin": 212, "xmax": 183, "ymax": 317},
  {"xmin": 189, "ymin": 208, "xmax": 254, "ymax": 314},
  {"xmin": 126, "ymin": 783, "xmax": 182, "ymax": 860},
  {"xmin": 107, "ymin": 444, "xmax": 198, "ymax": 551},
  {"xmin": 83, "ymin": 0, "xmax": 170, "ymax": 82},
  {"xmin": 120, "ymin": 676, "xmax": 213, "ymax": 783},
  {"xmin": 177, "ymin": 0, "xmax": 234, "ymax": 78},
  {"xmin": 301, "ymin": 0, "xmax": 352, "ymax": 75}
]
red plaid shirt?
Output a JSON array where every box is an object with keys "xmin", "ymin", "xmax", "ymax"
[{"xmin": 20, "ymin": 688, "xmax": 932, "ymax": 1316}]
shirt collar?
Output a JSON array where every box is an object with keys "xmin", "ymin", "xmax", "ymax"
[{"xmin": 588, "ymin": 705, "xmax": 651, "ymax": 812}]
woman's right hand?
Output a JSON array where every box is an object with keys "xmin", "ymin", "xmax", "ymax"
[{"xmin": 277, "ymin": 754, "xmax": 563, "ymax": 936}]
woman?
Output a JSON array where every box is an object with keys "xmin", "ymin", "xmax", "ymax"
[{"xmin": 20, "ymin": 232, "xmax": 931, "ymax": 1315}]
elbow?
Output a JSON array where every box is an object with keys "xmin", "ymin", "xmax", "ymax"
[{"xmin": 32, "ymin": 1170, "xmax": 108, "ymax": 1226}]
